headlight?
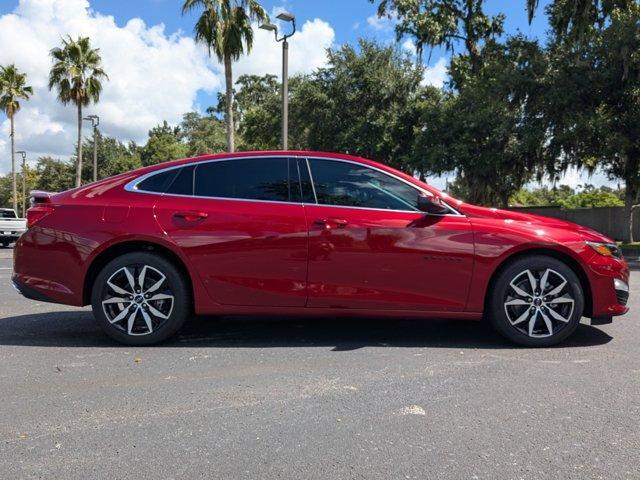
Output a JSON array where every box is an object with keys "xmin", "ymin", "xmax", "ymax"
[{"xmin": 586, "ymin": 241, "xmax": 622, "ymax": 258}]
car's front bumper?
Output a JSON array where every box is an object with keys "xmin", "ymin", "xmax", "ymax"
[{"xmin": 587, "ymin": 254, "xmax": 630, "ymax": 319}]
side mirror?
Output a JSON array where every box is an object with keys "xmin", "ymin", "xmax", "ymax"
[{"xmin": 417, "ymin": 193, "xmax": 449, "ymax": 215}]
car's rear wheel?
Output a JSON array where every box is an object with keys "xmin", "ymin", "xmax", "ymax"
[
  {"xmin": 91, "ymin": 252, "xmax": 190, "ymax": 345},
  {"xmin": 488, "ymin": 255, "xmax": 584, "ymax": 347}
]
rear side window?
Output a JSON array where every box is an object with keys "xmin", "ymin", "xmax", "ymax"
[
  {"xmin": 135, "ymin": 169, "xmax": 178, "ymax": 193},
  {"xmin": 194, "ymin": 158, "xmax": 296, "ymax": 202},
  {"xmin": 166, "ymin": 165, "xmax": 195, "ymax": 195},
  {"xmin": 308, "ymin": 158, "xmax": 420, "ymax": 211}
]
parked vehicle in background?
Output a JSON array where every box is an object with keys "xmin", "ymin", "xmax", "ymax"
[
  {"xmin": 12, "ymin": 151, "xmax": 630, "ymax": 346},
  {"xmin": 0, "ymin": 208, "xmax": 26, "ymax": 247}
]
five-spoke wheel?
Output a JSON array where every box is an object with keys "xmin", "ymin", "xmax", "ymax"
[
  {"xmin": 489, "ymin": 255, "xmax": 584, "ymax": 347},
  {"xmin": 91, "ymin": 252, "xmax": 190, "ymax": 345}
]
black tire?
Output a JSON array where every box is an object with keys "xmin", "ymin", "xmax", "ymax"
[
  {"xmin": 487, "ymin": 255, "xmax": 584, "ymax": 347},
  {"xmin": 1, "ymin": 242, "xmax": 8, "ymax": 248},
  {"xmin": 91, "ymin": 252, "xmax": 190, "ymax": 345}
]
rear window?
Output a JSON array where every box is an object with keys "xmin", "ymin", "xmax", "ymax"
[
  {"xmin": 136, "ymin": 169, "xmax": 178, "ymax": 193},
  {"xmin": 0, "ymin": 210, "xmax": 16, "ymax": 219}
]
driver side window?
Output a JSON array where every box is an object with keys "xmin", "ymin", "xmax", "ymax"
[{"xmin": 307, "ymin": 158, "xmax": 420, "ymax": 211}]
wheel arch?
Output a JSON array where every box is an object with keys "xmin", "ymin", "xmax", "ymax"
[
  {"xmin": 483, "ymin": 247, "xmax": 593, "ymax": 318},
  {"xmin": 82, "ymin": 240, "xmax": 195, "ymax": 308}
]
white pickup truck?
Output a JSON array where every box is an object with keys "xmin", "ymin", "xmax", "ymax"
[{"xmin": 0, "ymin": 208, "xmax": 27, "ymax": 246}]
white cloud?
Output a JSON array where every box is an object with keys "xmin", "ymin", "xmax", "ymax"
[
  {"xmin": 234, "ymin": 18, "xmax": 335, "ymax": 80},
  {"xmin": 422, "ymin": 57, "xmax": 448, "ymax": 88},
  {"xmin": 401, "ymin": 39, "xmax": 416, "ymax": 55},
  {"xmin": 366, "ymin": 12, "xmax": 396, "ymax": 32},
  {"xmin": 0, "ymin": 0, "xmax": 335, "ymax": 174},
  {"xmin": 400, "ymin": 39, "xmax": 449, "ymax": 88}
]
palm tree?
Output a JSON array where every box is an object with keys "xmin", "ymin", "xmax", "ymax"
[
  {"xmin": 48, "ymin": 36, "xmax": 107, "ymax": 187},
  {"xmin": 0, "ymin": 65, "xmax": 32, "ymax": 212},
  {"xmin": 182, "ymin": 0, "xmax": 268, "ymax": 152}
]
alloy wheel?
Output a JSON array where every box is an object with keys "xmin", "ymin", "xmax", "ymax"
[
  {"xmin": 503, "ymin": 268, "xmax": 575, "ymax": 338},
  {"xmin": 101, "ymin": 264, "xmax": 174, "ymax": 336}
]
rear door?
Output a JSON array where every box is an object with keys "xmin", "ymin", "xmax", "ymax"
[{"xmin": 153, "ymin": 157, "xmax": 309, "ymax": 307}]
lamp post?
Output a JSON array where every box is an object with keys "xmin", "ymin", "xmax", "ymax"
[
  {"xmin": 260, "ymin": 12, "xmax": 296, "ymax": 150},
  {"xmin": 15, "ymin": 151, "xmax": 26, "ymax": 218},
  {"xmin": 83, "ymin": 115, "xmax": 100, "ymax": 182}
]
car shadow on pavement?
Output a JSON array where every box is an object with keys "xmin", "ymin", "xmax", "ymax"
[{"xmin": 0, "ymin": 310, "xmax": 613, "ymax": 349}]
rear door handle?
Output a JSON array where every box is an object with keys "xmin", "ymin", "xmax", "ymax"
[
  {"xmin": 173, "ymin": 211, "xmax": 208, "ymax": 222},
  {"xmin": 314, "ymin": 218, "xmax": 348, "ymax": 229}
]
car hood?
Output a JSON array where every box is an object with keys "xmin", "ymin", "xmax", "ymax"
[{"xmin": 457, "ymin": 203, "xmax": 614, "ymax": 243}]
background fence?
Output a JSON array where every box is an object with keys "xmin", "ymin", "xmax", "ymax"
[{"xmin": 508, "ymin": 206, "xmax": 635, "ymax": 242}]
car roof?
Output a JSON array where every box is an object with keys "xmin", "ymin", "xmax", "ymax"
[{"xmin": 142, "ymin": 151, "xmax": 371, "ymax": 171}]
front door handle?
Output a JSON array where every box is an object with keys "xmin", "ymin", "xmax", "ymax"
[
  {"xmin": 173, "ymin": 211, "xmax": 208, "ymax": 222},
  {"xmin": 314, "ymin": 218, "xmax": 348, "ymax": 229}
]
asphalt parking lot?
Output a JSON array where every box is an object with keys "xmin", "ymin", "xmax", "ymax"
[{"xmin": 0, "ymin": 246, "xmax": 638, "ymax": 479}]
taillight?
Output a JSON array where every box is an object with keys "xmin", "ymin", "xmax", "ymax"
[{"xmin": 27, "ymin": 190, "xmax": 55, "ymax": 228}]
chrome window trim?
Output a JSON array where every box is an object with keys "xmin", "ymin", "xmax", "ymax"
[{"xmin": 124, "ymin": 154, "xmax": 462, "ymax": 216}]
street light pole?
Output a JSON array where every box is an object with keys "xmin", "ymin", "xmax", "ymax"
[
  {"xmin": 260, "ymin": 12, "xmax": 296, "ymax": 150},
  {"xmin": 15, "ymin": 151, "xmax": 26, "ymax": 218},
  {"xmin": 83, "ymin": 115, "xmax": 100, "ymax": 182},
  {"xmin": 282, "ymin": 37, "xmax": 289, "ymax": 150}
]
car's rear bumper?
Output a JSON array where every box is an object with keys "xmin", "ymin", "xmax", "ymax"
[
  {"xmin": 12, "ymin": 229, "xmax": 86, "ymax": 306},
  {"xmin": 11, "ymin": 276, "xmax": 63, "ymax": 304}
]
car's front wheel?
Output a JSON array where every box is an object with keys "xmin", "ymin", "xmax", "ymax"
[
  {"xmin": 488, "ymin": 255, "xmax": 584, "ymax": 347},
  {"xmin": 91, "ymin": 252, "xmax": 190, "ymax": 345}
]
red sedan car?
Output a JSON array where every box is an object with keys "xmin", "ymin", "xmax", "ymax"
[{"xmin": 13, "ymin": 151, "xmax": 629, "ymax": 346}]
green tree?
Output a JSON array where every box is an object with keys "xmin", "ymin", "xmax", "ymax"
[
  {"xmin": 48, "ymin": 36, "xmax": 108, "ymax": 188},
  {"xmin": 558, "ymin": 186, "xmax": 625, "ymax": 208},
  {"xmin": 372, "ymin": 0, "xmax": 504, "ymax": 73},
  {"xmin": 294, "ymin": 41, "xmax": 425, "ymax": 170},
  {"xmin": 78, "ymin": 133, "xmax": 141, "ymax": 181},
  {"xmin": 510, "ymin": 185, "xmax": 576, "ymax": 206},
  {"xmin": 139, "ymin": 121, "xmax": 189, "ymax": 166},
  {"xmin": 181, "ymin": 112, "xmax": 227, "ymax": 155},
  {"xmin": 541, "ymin": 1, "xmax": 640, "ymax": 240},
  {"xmin": 0, "ymin": 64, "xmax": 32, "ymax": 212},
  {"xmin": 0, "ymin": 175, "xmax": 12, "ymax": 208},
  {"xmin": 414, "ymin": 36, "xmax": 549, "ymax": 206},
  {"xmin": 182, "ymin": 0, "xmax": 268, "ymax": 153},
  {"xmin": 237, "ymin": 75, "xmax": 295, "ymax": 150},
  {"xmin": 34, "ymin": 156, "xmax": 75, "ymax": 192},
  {"xmin": 103, "ymin": 143, "xmax": 143, "ymax": 178}
]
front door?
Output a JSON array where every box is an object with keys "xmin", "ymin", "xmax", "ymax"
[
  {"xmin": 302, "ymin": 158, "xmax": 474, "ymax": 311},
  {"xmin": 154, "ymin": 157, "xmax": 308, "ymax": 307}
]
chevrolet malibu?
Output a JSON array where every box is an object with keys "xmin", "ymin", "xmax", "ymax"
[{"xmin": 12, "ymin": 151, "xmax": 629, "ymax": 346}]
